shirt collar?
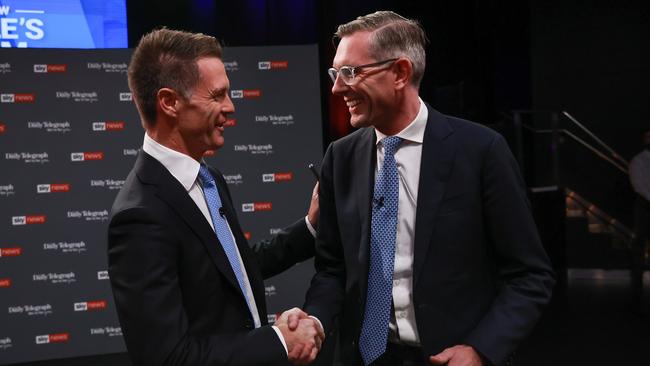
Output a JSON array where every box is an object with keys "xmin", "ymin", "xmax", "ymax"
[
  {"xmin": 375, "ymin": 98, "xmax": 427, "ymax": 146},
  {"xmin": 142, "ymin": 133, "xmax": 201, "ymax": 192}
]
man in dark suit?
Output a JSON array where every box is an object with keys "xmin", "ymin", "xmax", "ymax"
[
  {"xmin": 301, "ymin": 11, "xmax": 555, "ymax": 366},
  {"xmin": 108, "ymin": 29, "xmax": 323, "ymax": 366}
]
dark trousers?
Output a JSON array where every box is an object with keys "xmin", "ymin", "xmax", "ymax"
[
  {"xmin": 371, "ymin": 342, "xmax": 427, "ymax": 366},
  {"xmin": 631, "ymin": 195, "xmax": 649, "ymax": 305}
]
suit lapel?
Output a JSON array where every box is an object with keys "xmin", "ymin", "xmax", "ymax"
[
  {"xmin": 413, "ymin": 105, "xmax": 456, "ymax": 290},
  {"xmin": 354, "ymin": 128, "xmax": 376, "ymax": 300},
  {"xmin": 135, "ymin": 152, "xmax": 243, "ymax": 297}
]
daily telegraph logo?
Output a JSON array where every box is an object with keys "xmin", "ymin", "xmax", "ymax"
[
  {"xmin": 28, "ymin": 121, "xmax": 71, "ymax": 133},
  {"xmin": 67, "ymin": 210, "xmax": 109, "ymax": 222},
  {"xmin": 32, "ymin": 272, "xmax": 76, "ymax": 285},
  {"xmin": 0, "ymin": 337, "xmax": 12, "ymax": 350},
  {"xmin": 223, "ymin": 61, "xmax": 238, "ymax": 72},
  {"xmin": 230, "ymin": 89, "xmax": 261, "ymax": 99},
  {"xmin": 87, "ymin": 62, "xmax": 128, "ymax": 73},
  {"xmin": 1, "ymin": 93, "xmax": 35, "ymax": 103},
  {"xmin": 12, "ymin": 215, "xmax": 46, "ymax": 225},
  {"xmin": 0, "ymin": 247, "xmax": 22, "ymax": 257},
  {"xmin": 0, "ymin": 184, "xmax": 15, "ymax": 197},
  {"xmin": 90, "ymin": 326, "xmax": 122, "ymax": 337},
  {"xmin": 265, "ymin": 285, "xmax": 277, "ymax": 296},
  {"xmin": 255, "ymin": 114, "xmax": 295, "ymax": 126},
  {"xmin": 123, "ymin": 148, "xmax": 138, "ymax": 157},
  {"xmin": 35, "ymin": 333, "xmax": 69, "ymax": 345},
  {"xmin": 43, "ymin": 241, "xmax": 86, "ymax": 254},
  {"xmin": 0, "ymin": 62, "xmax": 11, "ymax": 74},
  {"xmin": 8, "ymin": 304, "xmax": 53, "ymax": 317},
  {"xmin": 37, "ymin": 183, "xmax": 70, "ymax": 193},
  {"xmin": 241, "ymin": 202, "xmax": 273, "ymax": 213},
  {"xmin": 223, "ymin": 173, "xmax": 243, "ymax": 185},
  {"xmin": 0, "ymin": 278, "xmax": 11, "ymax": 288},
  {"xmin": 97, "ymin": 270, "xmax": 109, "ymax": 280},
  {"xmin": 91, "ymin": 179, "xmax": 125, "ymax": 190},
  {"xmin": 258, "ymin": 61, "xmax": 288, "ymax": 70},
  {"xmin": 5, "ymin": 152, "xmax": 49, "ymax": 164},
  {"xmin": 233, "ymin": 144, "xmax": 274, "ymax": 155},
  {"xmin": 119, "ymin": 92, "xmax": 132, "ymax": 101},
  {"xmin": 74, "ymin": 300, "xmax": 107, "ymax": 312},
  {"xmin": 56, "ymin": 91, "xmax": 98, "ymax": 103},
  {"xmin": 93, "ymin": 121, "xmax": 125, "ymax": 131},
  {"xmin": 70, "ymin": 151, "xmax": 104, "ymax": 161},
  {"xmin": 262, "ymin": 172, "xmax": 293, "ymax": 183},
  {"xmin": 33, "ymin": 64, "xmax": 67, "ymax": 73}
]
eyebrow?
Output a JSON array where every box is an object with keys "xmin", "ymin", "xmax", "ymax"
[{"xmin": 209, "ymin": 86, "xmax": 228, "ymax": 97}]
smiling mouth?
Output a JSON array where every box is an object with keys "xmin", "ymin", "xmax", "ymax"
[{"xmin": 346, "ymin": 99, "xmax": 361, "ymax": 108}]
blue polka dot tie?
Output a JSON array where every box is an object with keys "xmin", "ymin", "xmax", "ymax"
[
  {"xmin": 197, "ymin": 164, "xmax": 253, "ymax": 320},
  {"xmin": 359, "ymin": 136, "xmax": 402, "ymax": 365}
]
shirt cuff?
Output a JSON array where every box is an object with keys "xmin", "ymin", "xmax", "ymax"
[
  {"xmin": 271, "ymin": 325, "xmax": 288, "ymax": 355},
  {"xmin": 309, "ymin": 315, "xmax": 324, "ymax": 333},
  {"xmin": 305, "ymin": 216, "xmax": 316, "ymax": 237}
]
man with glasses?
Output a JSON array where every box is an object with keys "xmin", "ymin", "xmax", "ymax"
[{"xmin": 299, "ymin": 10, "xmax": 555, "ymax": 366}]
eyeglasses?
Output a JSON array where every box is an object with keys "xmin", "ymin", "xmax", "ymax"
[{"xmin": 328, "ymin": 58, "xmax": 398, "ymax": 85}]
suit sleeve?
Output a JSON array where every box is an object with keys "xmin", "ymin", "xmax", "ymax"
[
  {"xmin": 108, "ymin": 206, "xmax": 289, "ymax": 366},
  {"xmin": 303, "ymin": 143, "xmax": 347, "ymax": 333},
  {"xmin": 463, "ymin": 135, "xmax": 556, "ymax": 365}
]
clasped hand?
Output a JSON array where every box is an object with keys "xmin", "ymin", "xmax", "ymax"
[{"xmin": 275, "ymin": 307, "xmax": 325, "ymax": 365}]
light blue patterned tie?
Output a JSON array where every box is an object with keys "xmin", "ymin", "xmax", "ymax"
[
  {"xmin": 198, "ymin": 164, "xmax": 253, "ymax": 319},
  {"xmin": 359, "ymin": 136, "xmax": 402, "ymax": 366}
]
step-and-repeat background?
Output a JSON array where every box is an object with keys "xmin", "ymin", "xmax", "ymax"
[{"xmin": 0, "ymin": 45, "xmax": 323, "ymax": 364}]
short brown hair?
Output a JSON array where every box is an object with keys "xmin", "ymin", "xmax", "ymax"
[
  {"xmin": 334, "ymin": 11, "xmax": 428, "ymax": 88},
  {"xmin": 128, "ymin": 28, "xmax": 222, "ymax": 125}
]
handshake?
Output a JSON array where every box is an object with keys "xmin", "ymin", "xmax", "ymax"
[{"xmin": 275, "ymin": 307, "xmax": 325, "ymax": 365}]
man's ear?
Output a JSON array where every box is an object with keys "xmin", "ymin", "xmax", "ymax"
[
  {"xmin": 393, "ymin": 58, "xmax": 413, "ymax": 90},
  {"xmin": 157, "ymin": 88, "xmax": 181, "ymax": 118}
]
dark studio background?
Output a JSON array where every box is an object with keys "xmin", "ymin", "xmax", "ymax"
[{"xmin": 13, "ymin": 0, "xmax": 650, "ymax": 365}]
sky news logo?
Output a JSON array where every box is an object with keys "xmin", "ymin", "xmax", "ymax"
[
  {"xmin": 33, "ymin": 64, "xmax": 67, "ymax": 73},
  {"xmin": 12, "ymin": 215, "xmax": 46, "ymax": 226},
  {"xmin": 70, "ymin": 152, "xmax": 104, "ymax": 161},
  {"xmin": 244, "ymin": 232, "xmax": 251, "ymax": 240},
  {"xmin": 93, "ymin": 121, "xmax": 125, "ymax": 131},
  {"xmin": 0, "ymin": 278, "xmax": 11, "ymax": 288},
  {"xmin": 97, "ymin": 270, "xmax": 109, "ymax": 280},
  {"xmin": 119, "ymin": 92, "xmax": 132, "ymax": 101},
  {"xmin": 230, "ymin": 89, "xmax": 261, "ymax": 99},
  {"xmin": 35, "ymin": 333, "xmax": 69, "ymax": 345},
  {"xmin": 74, "ymin": 300, "xmax": 107, "ymax": 312},
  {"xmin": 0, "ymin": 122, "xmax": 5, "ymax": 134},
  {"xmin": 241, "ymin": 202, "xmax": 273, "ymax": 213},
  {"xmin": 0, "ymin": 247, "xmax": 22, "ymax": 257},
  {"xmin": 1, "ymin": 93, "xmax": 35, "ymax": 103},
  {"xmin": 37, "ymin": 183, "xmax": 70, "ymax": 194},
  {"xmin": 262, "ymin": 172, "xmax": 293, "ymax": 183},
  {"xmin": 258, "ymin": 60, "xmax": 288, "ymax": 70}
]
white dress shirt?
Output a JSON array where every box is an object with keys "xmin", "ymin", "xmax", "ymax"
[
  {"xmin": 142, "ymin": 133, "xmax": 293, "ymax": 350},
  {"xmin": 374, "ymin": 98, "xmax": 428, "ymax": 345}
]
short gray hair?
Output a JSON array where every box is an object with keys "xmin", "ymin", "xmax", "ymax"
[{"xmin": 334, "ymin": 11, "xmax": 428, "ymax": 87}]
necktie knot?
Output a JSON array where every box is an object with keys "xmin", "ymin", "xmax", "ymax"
[
  {"xmin": 198, "ymin": 164, "xmax": 214, "ymax": 186},
  {"xmin": 382, "ymin": 136, "xmax": 402, "ymax": 156}
]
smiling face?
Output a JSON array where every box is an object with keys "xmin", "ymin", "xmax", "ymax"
[
  {"xmin": 176, "ymin": 57, "xmax": 234, "ymax": 159},
  {"xmin": 331, "ymin": 31, "xmax": 399, "ymax": 132}
]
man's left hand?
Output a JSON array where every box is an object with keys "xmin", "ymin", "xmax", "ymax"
[{"xmin": 429, "ymin": 345, "xmax": 484, "ymax": 366}]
